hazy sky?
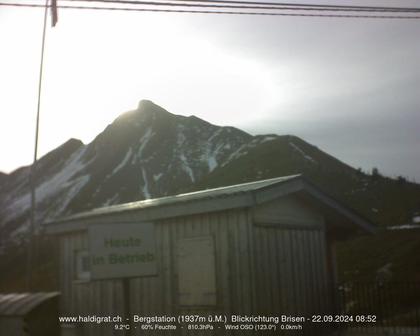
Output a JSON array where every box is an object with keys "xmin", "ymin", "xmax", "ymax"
[{"xmin": 1, "ymin": 0, "xmax": 419, "ymax": 181}]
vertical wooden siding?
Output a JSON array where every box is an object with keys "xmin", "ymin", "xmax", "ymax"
[
  {"xmin": 59, "ymin": 231, "xmax": 125, "ymax": 336},
  {"xmin": 252, "ymin": 225, "xmax": 330, "ymax": 335},
  {"xmin": 59, "ymin": 209, "xmax": 254, "ymax": 336},
  {"xmin": 58, "ymin": 206, "xmax": 331, "ymax": 336}
]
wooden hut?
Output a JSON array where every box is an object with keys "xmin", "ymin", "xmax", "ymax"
[{"xmin": 44, "ymin": 174, "xmax": 375, "ymax": 335}]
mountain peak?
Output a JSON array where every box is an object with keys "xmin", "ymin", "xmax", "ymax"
[
  {"xmin": 137, "ymin": 99, "xmax": 158, "ymax": 110},
  {"xmin": 137, "ymin": 99, "xmax": 172, "ymax": 117},
  {"xmin": 112, "ymin": 100, "xmax": 172, "ymax": 127}
]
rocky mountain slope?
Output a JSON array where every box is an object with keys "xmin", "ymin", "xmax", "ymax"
[
  {"xmin": 0, "ymin": 100, "xmax": 272, "ymax": 240},
  {"xmin": 191, "ymin": 135, "xmax": 420, "ymax": 227},
  {"xmin": 1, "ymin": 100, "xmax": 419, "ymax": 242},
  {"xmin": 1, "ymin": 99, "xmax": 420, "ymax": 291}
]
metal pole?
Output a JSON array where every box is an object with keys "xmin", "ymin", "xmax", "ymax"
[{"xmin": 27, "ymin": 0, "xmax": 49, "ymax": 291}]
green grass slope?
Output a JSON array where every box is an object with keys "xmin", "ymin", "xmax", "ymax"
[{"xmin": 191, "ymin": 135, "xmax": 420, "ymax": 227}]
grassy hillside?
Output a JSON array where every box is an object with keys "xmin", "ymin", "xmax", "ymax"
[
  {"xmin": 191, "ymin": 135, "xmax": 420, "ymax": 227},
  {"xmin": 189, "ymin": 135, "xmax": 420, "ymax": 285},
  {"xmin": 337, "ymin": 228, "xmax": 420, "ymax": 283},
  {"xmin": 1, "ymin": 134, "xmax": 419, "ymax": 293}
]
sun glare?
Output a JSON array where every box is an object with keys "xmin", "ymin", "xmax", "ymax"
[{"xmin": 33, "ymin": 9, "xmax": 281, "ymax": 159}]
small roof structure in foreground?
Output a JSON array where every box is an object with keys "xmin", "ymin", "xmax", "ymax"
[
  {"xmin": 0, "ymin": 292, "xmax": 60, "ymax": 316},
  {"xmin": 44, "ymin": 174, "xmax": 376, "ymax": 235}
]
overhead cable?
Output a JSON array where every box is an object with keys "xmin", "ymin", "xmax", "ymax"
[
  {"xmin": 67, "ymin": 0, "xmax": 420, "ymax": 13},
  {"xmin": 1, "ymin": 1, "xmax": 420, "ymax": 19}
]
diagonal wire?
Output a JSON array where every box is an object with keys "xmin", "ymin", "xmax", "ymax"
[
  {"xmin": 1, "ymin": 1, "xmax": 420, "ymax": 19},
  {"xmin": 65, "ymin": 0, "xmax": 420, "ymax": 13}
]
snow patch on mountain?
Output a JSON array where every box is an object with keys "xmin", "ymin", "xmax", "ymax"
[
  {"xmin": 289, "ymin": 142, "xmax": 316, "ymax": 163},
  {"xmin": 174, "ymin": 124, "xmax": 196, "ymax": 182},
  {"xmin": 207, "ymin": 156, "xmax": 218, "ymax": 172},
  {"xmin": 208, "ymin": 128, "xmax": 222, "ymax": 142},
  {"xmin": 49, "ymin": 174, "xmax": 90, "ymax": 219},
  {"xmin": 180, "ymin": 153, "xmax": 195, "ymax": 182},
  {"xmin": 112, "ymin": 147, "xmax": 133, "ymax": 175},
  {"xmin": 153, "ymin": 173, "xmax": 163, "ymax": 182},
  {"xmin": 260, "ymin": 135, "xmax": 277, "ymax": 143},
  {"xmin": 103, "ymin": 193, "xmax": 120, "ymax": 207},
  {"xmin": 219, "ymin": 135, "xmax": 277, "ymax": 168},
  {"xmin": 133, "ymin": 127, "xmax": 154, "ymax": 163},
  {"xmin": 2, "ymin": 146, "xmax": 91, "ymax": 222},
  {"xmin": 176, "ymin": 124, "xmax": 186, "ymax": 146},
  {"xmin": 388, "ymin": 224, "xmax": 420, "ymax": 230},
  {"xmin": 203, "ymin": 129, "xmax": 223, "ymax": 172},
  {"xmin": 207, "ymin": 142, "xmax": 226, "ymax": 172},
  {"xmin": 223, "ymin": 144, "xmax": 248, "ymax": 166},
  {"xmin": 141, "ymin": 168, "xmax": 151, "ymax": 199}
]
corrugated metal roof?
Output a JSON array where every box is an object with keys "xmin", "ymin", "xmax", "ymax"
[
  {"xmin": 0, "ymin": 292, "xmax": 59, "ymax": 316},
  {"xmin": 48, "ymin": 174, "xmax": 301, "ymax": 223},
  {"xmin": 44, "ymin": 174, "xmax": 376, "ymax": 234}
]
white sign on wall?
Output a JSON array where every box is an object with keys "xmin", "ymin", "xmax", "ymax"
[{"xmin": 88, "ymin": 223, "xmax": 157, "ymax": 280}]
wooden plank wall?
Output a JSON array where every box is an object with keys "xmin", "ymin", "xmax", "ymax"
[
  {"xmin": 58, "ymin": 206, "xmax": 331, "ymax": 336},
  {"xmin": 59, "ymin": 208, "xmax": 254, "ymax": 336},
  {"xmin": 252, "ymin": 226, "xmax": 330, "ymax": 335},
  {"xmin": 59, "ymin": 231, "xmax": 125, "ymax": 336}
]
